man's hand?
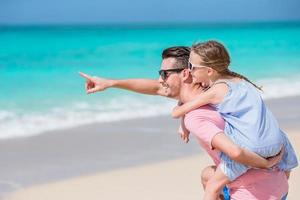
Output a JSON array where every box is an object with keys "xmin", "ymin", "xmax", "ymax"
[{"xmin": 79, "ymin": 72, "xmax": 114, "ymax": 94}]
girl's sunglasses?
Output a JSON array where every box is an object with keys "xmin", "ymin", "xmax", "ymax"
[{"xmin": 188, "ymin": 61, "xmax": 207, "ymax": 71}]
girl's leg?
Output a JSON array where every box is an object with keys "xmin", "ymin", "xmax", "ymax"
[
  {"xmin": 204, "ymin": 165, "xmax": 231, "ymax": 200},
  {"xmin": 201, "ymin": 166, "xmax": 228, "ymax": 200},
  {"xmin": 281, "ymin": 193, "xmax": 288, "ymax": 200},
  {"xmin": 201, "ymin": 165, "xmax": 217, "ymax": 189}
]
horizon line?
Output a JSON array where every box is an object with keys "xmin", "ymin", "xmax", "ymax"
[{"xmin": 1, "ymin": 19, "xmax": 300, "ymax": 28}]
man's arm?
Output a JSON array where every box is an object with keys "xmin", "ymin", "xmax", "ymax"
[
  {"xmin": 79, "ymin": 72, "xmax": 167, "ymax": 96},
  {"xmin": 111, "ymin": 79, "xmax": 163, "ymax": 95},
  {"xmin": 212, "ymin": 133, "xmax": 283, "ymax": 169}
]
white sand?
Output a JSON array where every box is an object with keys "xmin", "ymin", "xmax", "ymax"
[{"xmin": 6, "ymin": 130, "xmax": 299, "ymax": 200}]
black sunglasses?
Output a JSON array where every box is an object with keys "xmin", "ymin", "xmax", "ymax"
[{"xmin": 158, "ymin": 68, "xmax": 185, "ymax": 81}]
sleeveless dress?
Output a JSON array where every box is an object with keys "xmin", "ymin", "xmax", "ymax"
[{"xmin": 211, "ymin": 80, "xmax": 298, "ymax": 181}]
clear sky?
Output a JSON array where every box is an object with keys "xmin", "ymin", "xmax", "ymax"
[{"xmin": 1, "ymin": 0, "xmax": 300, "ymax": 25}]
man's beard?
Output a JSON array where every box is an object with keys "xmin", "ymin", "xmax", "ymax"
[{"xmin": 161, "ymin": 83, "xmax": 173, "ymax": 97}]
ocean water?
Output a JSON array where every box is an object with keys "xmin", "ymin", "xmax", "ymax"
[{"xmin": 1, "ymin": 23, "xmax": 300, "ymax": 139}]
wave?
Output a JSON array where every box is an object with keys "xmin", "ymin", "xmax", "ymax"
[
  {"xmin": 0, "ymin": 97, "xmax": 176, "ymax": 139},
  {"xmin": 1, "ymin": 76, "xmax": 300, "ymax": 140},
  {"xmin": 258, "ymin": 76, "xmax": 300, "ymax": 99}
]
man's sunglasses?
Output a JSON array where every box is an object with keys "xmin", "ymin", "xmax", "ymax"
[{"xmin": 158, "ymin": 68, "xmax": 185, "ymax": 81}]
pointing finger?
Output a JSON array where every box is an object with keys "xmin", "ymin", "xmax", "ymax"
[{"xmin": 79, "ymin": 71, "xmax": 93, "ymax": 80}]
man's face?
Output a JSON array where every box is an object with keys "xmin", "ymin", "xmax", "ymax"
[{"xmin": 158, "ymin": 57, "xmax": 182, "ymax": 98}]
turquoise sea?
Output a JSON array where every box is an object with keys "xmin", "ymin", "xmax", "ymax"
[{"xmin": 1, "ymin": 22, "xmax": 300, "ymax": 139}]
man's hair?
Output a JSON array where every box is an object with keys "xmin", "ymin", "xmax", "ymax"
[{"xmin": 162, "ymin": 46, "xmax": 190, "ymax": 69}]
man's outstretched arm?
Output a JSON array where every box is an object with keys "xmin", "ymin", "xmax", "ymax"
[
  {"xmin": 79, "ymin": 72, "xmax": 167, "ymax": 96},
  {"xmin": 111, "ymin": 79, "xmax": 163, "ymax": 95}
]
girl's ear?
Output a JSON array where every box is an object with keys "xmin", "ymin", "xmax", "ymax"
[{"xmin": 207, "ymin": 67, "xmax": 214, "ymax": 76}]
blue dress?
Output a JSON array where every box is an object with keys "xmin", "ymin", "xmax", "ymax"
[{"xmin": 211, "ymin": 80, "xmax": 298, "ymax": 181}]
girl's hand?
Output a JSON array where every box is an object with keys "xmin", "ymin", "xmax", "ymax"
[
  {"xmin": 178, "ymin": 125, "xmax": 190, "ymax": 143},
  {"xmin": 266, "ymin": 146, "xmax": 284, "ymax": 169},
  {"xmin": 178, "ymin": 116, "xmax": 190, "ymax": 143}
]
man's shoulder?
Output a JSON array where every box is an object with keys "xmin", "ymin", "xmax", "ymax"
[
  {"xmin": 184, "ymin": 105, "xmax": 224, "ymax": 128},
  {"xmin": 186, "ymin": 105, "xmax": 219, "ymax": 117}
]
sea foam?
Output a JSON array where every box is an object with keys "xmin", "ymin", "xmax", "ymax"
[{"xmin": 1, "ymin": 77, "xmax": 300, "ymax": 140}]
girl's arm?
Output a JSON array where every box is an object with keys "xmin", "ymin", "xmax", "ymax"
[
  {"xmin": 179, "ymin": 116, "xmax": 190, "ymax": 143},
  {"xmin": 212, "ymin": 133, "xmax": 283, "ymax": 169},
  {"xmin": 171, "ymin": 84, "xmax": 228, "ymax": 118},
  {"xmin": 172, "ymin": 91, "xmax": 213, "ymax": 118}
]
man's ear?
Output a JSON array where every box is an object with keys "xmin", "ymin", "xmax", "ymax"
[{"xmin": 182, "ymin": 69, "xmax": 192, "ymax": 83}]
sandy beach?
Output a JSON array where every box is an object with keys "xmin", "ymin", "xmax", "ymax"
[{"xmin": 2, "ymin": 96, "xmax": 300, "ymax": 200}]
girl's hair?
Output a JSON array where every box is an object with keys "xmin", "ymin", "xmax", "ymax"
[{"xmin": 191, "ymin": 40, "xmax": 262, "ymax": 90}]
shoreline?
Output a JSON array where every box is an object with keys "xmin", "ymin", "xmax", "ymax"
[
  {"xmin": 1, "ymin": 95, "xmax": 300, "ymax": 199},
  {"xmin": 2, "ymin": 93, "xmax": 300, "ymax": 141}
]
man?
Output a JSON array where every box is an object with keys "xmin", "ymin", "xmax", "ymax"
[{"xmin": 79, "ymin": 46, "xmax": 288, "ymax": 199}]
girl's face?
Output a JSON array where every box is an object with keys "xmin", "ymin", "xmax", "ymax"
[{"xmin": 189, "ymin": 51, "xmax": 212, "ymax": 88}]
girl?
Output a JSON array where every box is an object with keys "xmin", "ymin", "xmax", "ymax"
[{"xmin": 172, "ymin": 41, "xmax": 298, "ymax": 200}]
